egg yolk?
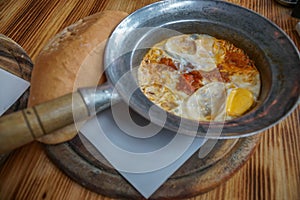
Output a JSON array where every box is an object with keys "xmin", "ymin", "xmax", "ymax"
[{"xmin": 226, "ymin": 88, "xmax": 254, "ymax": 117}]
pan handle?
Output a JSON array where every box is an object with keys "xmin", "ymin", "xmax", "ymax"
[
  {"xmin": 77, "ymin": 82, "xmax": 121, "ymax": 116},
  {"xmin": 0, "ymin": 83, "xmax": 120, "ymax": 154}
]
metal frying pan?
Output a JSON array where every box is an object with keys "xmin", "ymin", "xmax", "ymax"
[
  {"xmin": 0, "ymin": 0, "xmax": 299, "ymax": 154},
  {"xmin": 104, "ymin": 0, "xmax": 300, "ymax": 136}
]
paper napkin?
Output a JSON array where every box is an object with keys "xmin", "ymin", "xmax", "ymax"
[
  {"xmin": 80, "ymin": 101, "xmax": 206, "ymax": 198},
  {"xmin": 0, "ymin": 68, "xmax": 30, "ymax": 116}
]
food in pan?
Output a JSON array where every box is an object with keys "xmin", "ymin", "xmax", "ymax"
[{"xmin": 138, "ymin": 34, "xmax": 261, "ymax": 121}]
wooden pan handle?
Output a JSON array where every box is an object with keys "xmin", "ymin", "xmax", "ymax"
[{"xmin": 0, "ymin": 92, "xmax": 89, "ymax": 154}]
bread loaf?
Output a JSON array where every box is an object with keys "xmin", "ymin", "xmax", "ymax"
[{"xmin": 28, "ymin": 11, "xmax": 128, "ymax": 144}]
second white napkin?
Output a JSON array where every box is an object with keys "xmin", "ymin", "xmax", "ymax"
[{"xmin": 80, "ymin": 101, "xmax": 206, "ymax": 198}]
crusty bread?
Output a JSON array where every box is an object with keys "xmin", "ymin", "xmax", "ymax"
[{"xmin": 28, "ymin": 10, "xmax": 128, "ymax": 144}]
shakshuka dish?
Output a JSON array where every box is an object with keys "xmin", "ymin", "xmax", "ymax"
[{"xmin": 138, "ymin": 34, "xmax": 261, "ymax": 121}]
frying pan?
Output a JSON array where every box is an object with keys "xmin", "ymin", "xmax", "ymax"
[{"xmin": 0, "ymin": 0, "xmax": 299, "ymax": 154}]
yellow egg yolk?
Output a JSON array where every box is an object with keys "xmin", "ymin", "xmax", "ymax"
[{"xmin": 226, "ymin": 88, "xmax": 254, "ymax": 117}]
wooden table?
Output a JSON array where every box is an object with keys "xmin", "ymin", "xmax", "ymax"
[{"xmin": 0, "ymin": 0, "xmax": 299, "ymax": 199}]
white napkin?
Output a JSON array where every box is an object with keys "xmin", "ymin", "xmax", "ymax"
[
  {"xmin": 0, "ymin": 68, "xmax": 30, "ymax": 116},
  {"xmin": 80, "ymin": 102, "xmax": 206, "ymax": 198}
]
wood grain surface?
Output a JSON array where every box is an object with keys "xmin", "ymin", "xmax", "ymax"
[{"xmin": 0, "ymin": 0, "xmax": 299, "ymax": 200}]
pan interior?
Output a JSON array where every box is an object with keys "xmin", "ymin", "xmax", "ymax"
[{"xmin": 131, "ymin": 20, "xmax": 271, "ymax": 107}]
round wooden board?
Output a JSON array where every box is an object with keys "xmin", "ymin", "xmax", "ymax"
[
  {"xmin": 45, "ymin": 133, "xmax": 261, "ymax": 199},
  {"xmin": 0, "ymin": 34, "xmax": 33, "ymax": 168},
  {"xmin": 27, "ymin": 11, "xmax": 261, "ymax": 199}
]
